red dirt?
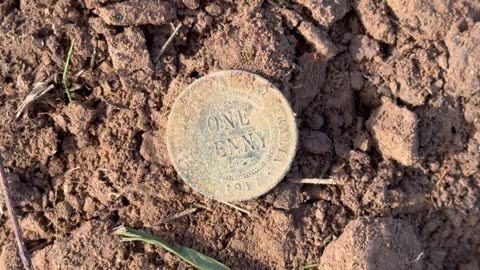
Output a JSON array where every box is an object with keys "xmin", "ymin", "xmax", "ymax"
[{"xmin": 0, "ymin": 0, "xmax": 479, "ymax": 269}]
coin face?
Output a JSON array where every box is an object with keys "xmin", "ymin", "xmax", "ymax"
[{"xmin": 166, "ymin": 70, "xmax": 298, "ymax": 202}]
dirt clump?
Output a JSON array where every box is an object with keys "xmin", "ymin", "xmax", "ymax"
[
  {"xmin": 95, "ymin": 0, "xmax": 177, "ymax": 26},
  {"xmin": 0, "ymin": 239, "xmax": 23, "ymax": 270},
  {"xmin": 349, "ymin": 34, "xmax": 380, "ymax": 62},
  {"xmin": 139, "ymin": 130, "xmax": 170, "ymax": 166},
  {"xmin": 291, "ymin": 52, "xmax": 327, "ymax": 113},
  {"xmin": 32, "ymin": 220, "xmax": 152, "ymax": 269},
  {"xmin": 385, "ymin": 0, "xmax": 460, "ymax": 40},
  {"xmin": 297, "ymin": 0, "xmax": 351, "ymax": 29},
  {"xmin": 445, "ymin": 21, "xmax": 480, "ymax": 98},
  {"xmin": 367, "ymin": 99, "xmax": 418, "ymax": 166},
  {"xmin": 319, "ymin": 217, "xmax": 422, "ymax": 270},
  {"xmin": 297, "ymin": 22, "xmax": 338, "ymax": 60},
  {"xmin": 301, "ymin": 131, "xmax": 332, "ymax": 154},
  {"xmin": 390, "ymin": 46, "xmax": 444, "ymax": 106},
  {"xmin": 105, "ymin": 27, "xmax": 153, "ymax": 89},
  {"xmin": 228, "ymin": 209, "xmax": 298, "ymax": 269},
  {"xmin": 196, "ymin": 10, "xmax": 294, "ymax": 84},
  {"xmin": 353, "ymin": 0, "xmax": 396, "ymax": 44}
]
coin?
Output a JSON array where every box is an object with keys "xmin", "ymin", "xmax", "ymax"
[{"xmin": 166, "ymin": 70, "xmax": 298, "ymax": 202}]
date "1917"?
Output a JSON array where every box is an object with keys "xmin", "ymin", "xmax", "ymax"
[{"xmin": 224, "ymin": 182, "xmax": 255, "ymax": 192}]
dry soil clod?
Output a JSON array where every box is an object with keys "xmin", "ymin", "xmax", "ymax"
[
  {"xmin": 296, "ymin": 0, "xmax": 351, "ymax": 29},
  {"xmin": 353, "ymin": 0, "xmax": 396, "ymax": 44},
  {"xmin": 297, "ymin": 22, "xmax": 339, "ymax": 60},
  {"xmin": 319, "ymin": 217, "xmax": 422, "ymax": 270},
  {"xmin": 385, "ymin": 0, "xmax": 459, "ymax": 40},
  {"xmin": 367, "ymin": 99, "xmax": 418, "ymax": 166},
  {"xmin": 96, "ymin": 0, "xmax": 177, "ymax": 26},
  {"xmin": 182, "ymin": 0, "xmax": 201, "ymax": 10}
]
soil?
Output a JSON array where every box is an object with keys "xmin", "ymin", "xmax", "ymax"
[
  {"xmin": 319, "ymin": 217, "xmax": 422, "ymax": 270},
  {"xmin": 0, "ymin": 0, "xmax": 479, "ymax": 269}
]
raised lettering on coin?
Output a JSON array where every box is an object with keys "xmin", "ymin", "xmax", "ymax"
[{"xmin": 166, "ymin": 70, "xmax": 298, "ymax": 202}]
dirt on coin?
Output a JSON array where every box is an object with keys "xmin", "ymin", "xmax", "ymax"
[{"xmin": 0, "ymin": 0, "xmax": 479, "ymax": 269}]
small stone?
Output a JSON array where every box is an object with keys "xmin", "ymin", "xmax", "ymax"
[
  {"xmin": 302, "ymin": 131, "xmax": 332, "ymax": 154},
  {"xmin": 366, "ymin": 99, "xmax": 418, "ymax": 166},
  {"xmin": 353, "ymin": 131, "xmax": 371, "ymax": 151},
  {"xmin": 205, "ymin": 3, "xmax": 222, "ymax": 17},
  {"xmin": 140, "ymin": 131, "xmax": 170, "ymax": 166},
  {"xmin": 308, "ymin": 113, "xmax": 325, "ymax": 130},
  {"xmin": 350, "ymin": 71, "xmax": 364, "ymax": 90},
  {"xmin": 264, "ymin": 182, "xmax": 302, "ymax": 210},
  {"xmin": 350, "ymin": 35, "xmax": 380, "ymax": 62},
  {"xmin": 297, "ymin": 22, "xmax": 338, "ymax": 60},
  {"xmin": 182, "ymin": 0, "xmax": 200, "ymax": 9},
  {"xmin": 433, "ymin": 79, "xmax": 444, "ymax": 89},
  {"xmin": 48, "ymin": 156, "xmax": 66, "ymax": 177},
  {"xmin": 297, "ymin": 0, "xmax": 351, "ymax": 29},
  {"xmin": 353, "ymin": 0, "xmax": 395, "ymax": 44},
  {"xmin": 56, "ymin": 201, "xmax": 74, "ymax": 220}
]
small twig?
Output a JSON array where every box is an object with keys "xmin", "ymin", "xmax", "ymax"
[
  {"xmin": 63, "ymin": 40, "xmax": 75, "ymax": 103},
  {"xmin": 290, "ymin": 178, "xmax": 338, "ymax": 185},
  {"xmin": 219, "ymin": 201, "xmax": 251, "ymax": 216},
  {"xmin": 100, "ymin": 97, "xmax": 132, "ymax": 110},
  {"xmin": 158, "ymin": 207, "xmax": 198, "ymax": 224},
  {"xmin": 0, "ymin": 155, "xmax": 33, "ymax": 270},
  {"xmin": 157, "ymin": 23, "xmax": 182, "ymax": 62},
  {"xmin": 89, "ymin": 41, "xmax": 97, "ymax": 69}
]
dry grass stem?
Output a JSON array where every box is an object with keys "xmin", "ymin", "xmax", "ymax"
[
  {"xmin": 158, "ymin": 207, "xmax": 198, "ymax": 224},
  {"xmin": 157, "ymin": 23, "xmax": 182, "ymax": 61},
  {"xmin": 291, "ymin": 178, "xmax": 337, "ymax": 185},
  {"xmin": 63, "ymin": 40, "xmax": 75, "ymax": 103},
  {"xmin": 14, "ymin": 76, "xmax": 55, "ymax": 120},
  {"xmin": 0, "ymin": 155, "xmax": 33, "ymax": 270},
  {"xmin": 219, "ymin": 201, "xmax": 251, "ymax": 216}
]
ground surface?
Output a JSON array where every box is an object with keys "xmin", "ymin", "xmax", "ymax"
[{"xmin": 0, "ymin": 0, "xmax": 479, "ymax": 269}]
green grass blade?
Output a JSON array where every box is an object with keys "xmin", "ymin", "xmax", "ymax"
[
  {"xmin": 302, "ymin": 263, "xmax": 319, "ymax": 269},
  {"xmin": 302, "ymin": 263, "xmax": 318, "ymax": 270},
  {"xmin": 113, "ymin": 226, "xmax": 230, "ymax": 270},
  {"xmin": 62, "ymin": 40, "xmax": 74, "ymax": 103}
]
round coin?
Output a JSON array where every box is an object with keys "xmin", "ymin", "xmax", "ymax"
[{"xmin": 166, "ymin": 70, "xmax": 298, "ymax": 202}]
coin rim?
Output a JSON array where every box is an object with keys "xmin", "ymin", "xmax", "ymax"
[{"xmin": 166, "ymin": 70, "xmax": 298, "ymax": 201}]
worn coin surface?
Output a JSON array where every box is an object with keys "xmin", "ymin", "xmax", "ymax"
[{"xmin": 166, "ymin": 70, "xmax": 297, "ymax": 202}]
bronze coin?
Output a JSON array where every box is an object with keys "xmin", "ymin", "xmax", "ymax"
[{"xmin": 166, "ymin": 70, "xmax": 298, "ymax": 202}]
